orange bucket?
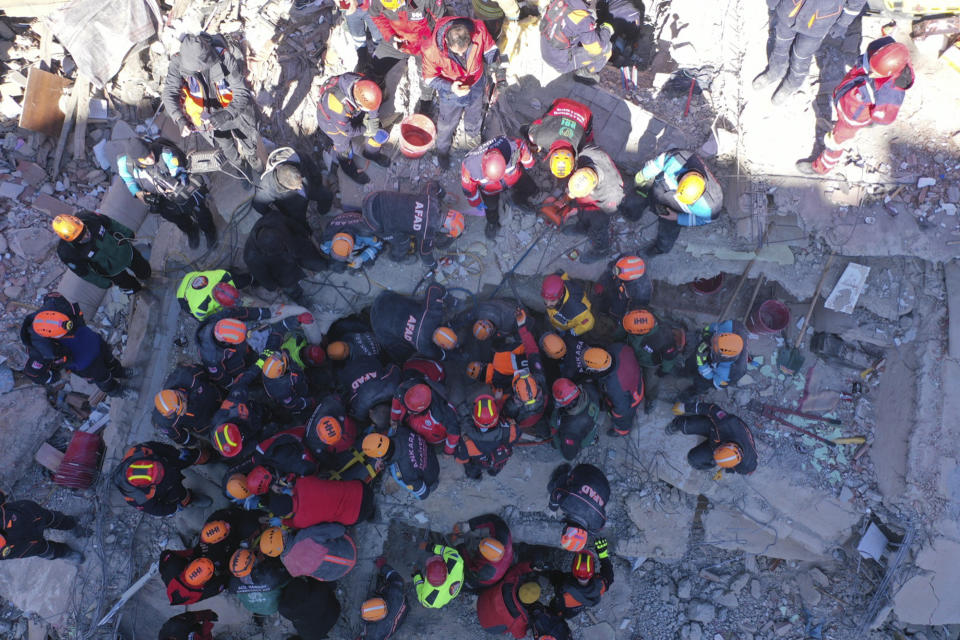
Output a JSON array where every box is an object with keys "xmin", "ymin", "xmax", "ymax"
[{"xmin": 399, "ymin": 114, "xmax": 436, "ymax": 158}]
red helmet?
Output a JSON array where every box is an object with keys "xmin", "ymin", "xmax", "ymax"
[
  {"xmin": 473, "ymin": 394, "xmax": 499, "ymax": 429},
  {"xmin": 403, "ymin": 383, "xmax": 432, "ymax": 413},
  {"xmin": 213, "ymin": 423, "xmax": 244, "ymax": 458},
  {"xmin": 613, "ymin": 256, "xmax": 646, "ymax": 281},
  {"xmin": 552, "ymin": 378, "xmax": 580, "ymax": 408},
  {"xmin": 352, "ymin": 79, "xmax": 382, "ymax": 111},
  {"xmin": 541, "ymin": 274, "xmax": 565, "ymax": 306},
  {"xmin": 571, "ymin": 552, "xmax": 595, "ymax": 580},
  {"xmin": 481, "ymin": 148, "xmax": 507, "ymax": 181},
  {"xmin": 425, "ymin": 555, "xmax": 448, "ymax": 587},
  {"xmin": 212, "ymin": 282, "xmax": 240, "ymax": 308},
  {"xmin": 303, "ymin": 345, "xmax": 326, "ymax": 366},
  {"xmin": 124, "ymin": 460, "xmax": 164, "ymax": 487},
  {"xmin": 868, "ymin": 39, "xmax": 909, "ymax": 77},
  {"xmin": 246, "ymin": 465, "xmax": 273, "ymax": 495}
]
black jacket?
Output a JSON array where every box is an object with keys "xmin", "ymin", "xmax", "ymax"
[
  {"xmin": 550, "ymin": 382, "xmax": 604, "ymax": 460},
  {"xmin": 774, "ymin": 0, "xmax": 865, "ymax": 38},
  {"xmin": 361, "ymin": 186, "xmax": 445, "ymax": 266},
  {"xmin": 198, "ymin": 507, "xmax": 265, "ymax": 564},
  {"xmin": 278, "ymin": 577, "xmax": 341, "ymax": 640},
  {"xmin": 547, "ymin": 463, "xmax": 609, "ymax": 533},
  {"xmin": 243, "ymin": 211, "xmax": 327, "ymax": 291},
  {"xmin": 56, "ymin": 211, "xmax": 135, "ymax": 289},
  {"xmin": 370, "ymin": 285, "xmax": 449, "ymax": 362},
  {"xmin": 153, "ymin": 364, "xmax": 224, "ymax": 445},
  {"xmin": 113, "ymin": 442, "xmax": 195, "ymax": 517},
  {"xmin": 686, "ymin": 402, "xmax": 758, "ymax": 474},
  {"xmin": 360, "ymin": 565, "xmax": 408, "ymax": 640},
  {"xmin": 389, "ymin": 426, "xmax": 440, "ymax": 499}
]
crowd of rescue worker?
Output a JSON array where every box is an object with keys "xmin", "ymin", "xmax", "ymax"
[{"xmin": 2, "ymin": 0, "xmax": 917, "ymax": 638}]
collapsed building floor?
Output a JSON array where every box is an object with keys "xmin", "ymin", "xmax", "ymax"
[{"xmin": 0, "ymin": 0, "xmax": 959, "ymax": 638}]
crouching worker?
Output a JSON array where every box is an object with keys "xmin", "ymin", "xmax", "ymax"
[{"xmin": 667, "ymin": 401, "xmax": 757, "ymax": 475}]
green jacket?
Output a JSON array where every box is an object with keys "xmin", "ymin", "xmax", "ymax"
[
  {"xmin": 56, "ymin": 212, "xmax": 135, "ymax": 289},
  {"xmin": 177, "ymin": 269, "xmax": 234, "ymax": 320},
  {"xmin": 621, "ymin": 320, "xmax": 682, "ymax": 373}
]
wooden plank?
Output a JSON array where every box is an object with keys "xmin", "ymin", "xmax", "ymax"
[
  {"xmin": 0, "ymin": 0, "xmax": 69, "ymax": 18},
  {"xmin": 50, "ymin": 84, "xmax": 77, "ymax": 178},
  {"xmin": 18, "ymin": 67, "xmax": 71, "ymax": 137},
  {"xmin": 34, "ymin": 442, "xmax": 65, "ymax": 473},
  {"xmin": 71, "ymin": 74, "xmax": 92, "ymax": 160}
]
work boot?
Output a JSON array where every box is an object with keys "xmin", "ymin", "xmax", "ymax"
[
  {"xmin": 579, "ymin": 247, "xmax": 607, "ymax": 264},
  {"xmin": 436, "ymin": 152, "xmax": 450, "ymax": 171},
  {"xmin": 188, "ymin": 492, "xmax": 213, "ymax": 509},
  {"xmin": 185, "ymin": 226, "xmax": 201, "ymax": 250},
  {"xmin": 606, "ymin": 427, "xmax": 628, "ymax": 438},
  {"xmin": 415, "ymin": 99, "xmax": 435, "ymax": 119},
  {"xmin": 484, "ymin": 221, "xmax": 500, "ymax": 240},
  {"xmin": 795, "ymin": 160, "xmax": 818, "ymax": 176},
  {"xmin": 362, "ymin": 148, "xmax": 392, "ymax": 168},
  {"xmin": 63, "ymin": 548, "xmax": 85, "ymax": 564},
  {"xmin": 771, "ymin": 71, "xmax": 806, "ymax": 106},
  {"xmin": 573, "ymin": 69, "xmax": 600, "ymax": 85},
  {"xmin": 665, "ymin": 416, "xmax": 684, "ymax": 434},
  {"xmin": 338, "ymin": 156, "xmax": 370, "ymax": 185},
  {"xmin": 752, "ymin": 64, "xmax": 786, "ymax": 90}
]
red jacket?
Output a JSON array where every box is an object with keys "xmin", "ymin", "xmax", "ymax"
[
  {"xmin": 283, "ymin": 476, "xmax": 365, "ymax": 528},
  {"xmin": 477, "ymin": 561, "xmax": 534, "ymax": 638},
  {"xmin": 834, "ymin": 37, "xmax": 914, "ymax": 127},
  {"xmin": 461, "ymin": 136, "xmax": 535, "ymax": 207},
  {"xmin": 422, "ymin": 17, "xmax": 497, "ymax": 93},
  {"xmin": 369, "ymin": 0, "xmax": 442, "ymax": 55}
]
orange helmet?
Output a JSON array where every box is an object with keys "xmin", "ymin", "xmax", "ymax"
[
  {"xmin": 331, "ymin": 232, "xmax": 355, "ymax": 260},
  {"xmin": 362, "ymin": 433, "xmax": 391, "ymax": 458},
  {"xmin": 213, "ymin": 318, "xmax": 247, "ymax": 345},
  {"xmin": 466, "ymin": 361, "xmax": 485, "ymax": 380},
  {"xmin": 560, "ymin": 525, "xmax": 588, "ymax": 552},
  {"xmin": 479, "ymin": 537, "xmax": 506, "ymax": 562},
  {"xmin": 548, "ymin": 144, "xmax": 575, "ymax": 179},
  {"xmin": 327, "ymin": 341, "xmax": 350, "ymax": 360},
  {"xmin": 361, "ymin": 597, "xmax": 389, "ymax": 622},
  {"xmin": 52, "ymin": 214, "xmax": 85, "ymax": 242},
  {"xmin": 32, "ymin": 310, "xmax": 74, "ymax": 338},
  {"xmin": 154, "ymin": 389, "xmax": 186, "ymax": 417},
  {"xmin": 213, "ymin": 423, "xmax": 244, "ymax": 458},
  {"xmin": 613, "ymin": 255, "xmax": 646, "ymax": 281},
  {"xmin": 183, "ymin": 557, "xmax": 215, "ymax": 587},
  {"xmin": 473, "ymin": 319, "xmax": 495, "ymax": 341},
  {"xmin": 512, "ymin": 372, "xmax": 539, "ymax": 405},
  {"xmin": 481, "ymin": 148, "xmax": 507, "ymax": 181},
  {"xmin": 622, "ymin": 309, "xmax": 656, "ymax": 335},
  {"xmin": 403, "ymin": 384, "xmax": 432, "ymax": 413},
  {"xmin": 230, "ymin": 549, "xmax": 255, "ymax": 577},
  {"xmin": 124, "ymin": 460, "xmax": 163, "ymax": 487},
  {"xmin": 432, "ymin": 327, "xmax": 458, "ymax": 350},
  {"xmin": 352, "ymin": 78, "xmax": 383, "ymax": 111},
  {"xmin": 201, "ymin": 520, "xmax": 230, "ymax": 544},
  {"xmin": 260, "ymin": 527, "xmax": 285, "ymax": 557},
  {"xmin": 571, "ymin": 552, "xmax": 595, "ymax": 580},
  {"xmin": 714, "ymin": 442, "xmax": 743, "ymax": 468},
  {"xmin": 226, "ymin": 473, "xmax": 251, "ymax": 499},
  {"xmin": 246, "ymin": 466, "xmax": 273, "ymax": 495},
  {"xmin": 424, "ymin": 555, "xmax": 448, "ymax": 587},
  {"xmin": 711, "ymin": 333, "xmax": 744, "ymax": 359},
  {"xmin": 583, "ymin": 347, "xmax": 612, "ymax": 372},
  {"xmin": 473, "ymin": 394, "xmax": 499, "ymax": 429},
  {"xmin": 261, "ymin": 351, "xmax": 288, "ymax": 379},
  {"xmin": 540, "ymin": 333, "xmax": 567, "ymax": 359},
  {"xmin": 315, "ymin": 416, "xmax": 343, "ymax": 446},
  {"xmin": 442, "ymin": 210, "xmax": 465, "ymax": 238},
  {"xmin": 552, "ymin": 378, "xmax": 580, "ymax": 408}
]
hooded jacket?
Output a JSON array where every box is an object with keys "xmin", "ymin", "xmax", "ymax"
[
  {"xmin": 422, "ymin": 17, "xmax": 498, "ymax": 94},
  {"xmin": 56, "ymin": 211, "xmax": 135, "ymax": 289},
  {"xmin": 548, "ymin": 463, "xmax": 609, "ymax": 533},
  {"xmin": 370, "ymin": 285, "xmax": 449, "ymax": 361},
  {"xmin": 152, "ymin": 364, "xmax": 224, "ymax": 446}
]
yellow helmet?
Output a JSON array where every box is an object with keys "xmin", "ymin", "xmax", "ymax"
[
  {"xmin": 380, "ymin": 0, "xmax": 404, "ymax": 9},
  {"xmin": 52, "ymin": 215, "xmax": 85, "ymax": 242},
  {"xmin": 566, "ymin": 167, "xmax": 598, "ymax": 199},
  {"xmin": 548, "ymin": 146, "xmax": 575, "ymax": 179},
  {"xmin": 676, "ymin": 171, "xmax": 706, "ymax": 205}
]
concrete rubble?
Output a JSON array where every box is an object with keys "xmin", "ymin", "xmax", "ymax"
[{"xmin": 0, "ymin": 0, "xmax": 958, "ymax": 639}]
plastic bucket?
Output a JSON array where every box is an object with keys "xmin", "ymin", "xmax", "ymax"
[
  {"xmin": 399, "ymin": 114, "xmax": 436, "ymax": 158},
  {"xmin": 53, "ymin": 431, "xmax": 103, "ymax": 489},
  {"xmin": 747, "ymin": 299, "xmax": 791, "ymax": 334},
  {"xmin": 689, "ymin": 274, "xmax": 724, "ymax": 296}
]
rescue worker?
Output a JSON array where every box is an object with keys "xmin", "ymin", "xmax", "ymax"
[
  {"xmin": 209, "ymin": 372, "xmax": 268, "ymax": 461},
  {"xmin": 797, "ymin": 37, "xmax": 914, "ymax": 176},
  {"xmin": 161, "ymin": 32, "xmax": 261, "ymax": 170},
  {"xmin": 539, "ymin": 0, "xmax": 613, "ymax": 83},
  {"xmin": 550, "ymin": 378, "xmax": 605, "ymax": 459},
  {"xmin": 465, "ymin": 344, "xmax": 527, "ymax": 396},
  {"xmin": 389, "ymin": 379, "xmax": 460, "ymax": 453},
  {"xmin": 621, "ymin": 308, "xmax": 684, "ymax": 413},
  {"xmin": 195, "ymin": 307, "xmax": 268, "ymax": 386},
  {"xmin": 340, "ymin": 0, "xmax": 382, "ymax": 69},
  {"xmin": 476, "ymin": 562, "xmax": 545, "ymax": 638},
  {"xmin": 316, "ymin": 72, "xmax": 389, "ymax": 185},
  {"xmin": 227, "ymin": 548, "xmax": 291, "ymax": 617},
  {"xmin": 20, "ymin": 293, "xmax": 130, "ymax": 395},
  {"xmin": 153, "ymin": 363, "xmax": 224, "ymax": 446},
  {"xmin": 753, "ymin": 0, "xmax": 866, "ymax": 104},
  {"xmin": 455, "ymin": 394, "xmax": 520, "ymax": 479},
  {"xmin": 460, "ymin": 135, "xmax": 537, "ymax": 238},
  {"xmin": 198, "ymin": 508, "xmax": 265, "ymax": 566},
  {"xmin": 581, "ymin": 344, "xmax": 643, "ymax": 437},
  {"xmin": 52, "ymin": 212, "xmax": 151, "ymax": 294},
  {"xmin": 549, "ymin": 538, "xmax": 614, "ymax": 618},
  {"xmin": 668, "ymin": 401, "xmax": 758, "ymax": 474},
  {"xmin": 524, "ymin": 98, "xmax": 594, "ymax": 165},
  {"xmin": 593, "ymin": 255, "xmax": 652, "ymax": 319},
  {"xmin": 364, "ymin": 428, "xmax": 440, "ymax": 500},
  {"xmin": 278, "ymin": 524, "xmax": 358, "ymax": 582},
  {"xmin": 117, "ymin": 137, "xmax": 216, "ymax": 249},
  {"xmin": 160, "ymin": 548, "xmax": 227, "ymax": 605},
  {"xmin": 330, "ymin": 343, "xmax": 402, "ymax": 422},
  {"xmin": 359, "ymin": 561, "xmax": 409, "ymax": 640},
  {"xmin": 413, "ymin": 545, "xmax": 465, "ymax": 609},
  {"xmin": 634, "ymin": 148, "xmax": 724, "ymax": 256},
  {"xmin": 319, "ymin": 210, "xmax": 383, "ymax": 272},
  {"xmin": 563, "ymin": 145, "xmax": 625, "ymax": 263},
  {"xmin": 243, "ymin": 209, "xmax": 328, "ymax": 304},
  {"xmin": 262, "ymin": 475, "xmax": 375, "ymax": 528},
  {"xmin": 541, "ymin": 272, "xmax": 595, "ymax": 336},
  {"xmin": 422, "ymin": 17, "xmax": 502, "ymax": 169},
  {"xmin": 0, "ymin": 490, "xmax": 87, "ymax": 563},
  {"xmin": 688, "ymin": 319, "xmax": 749, "ymax": 394},
  {"xmin": 253, "ymin": 147, "xmax": 333, "ymax": 221},
  {"xmin": 547, "ymin": 463, "xmax": 609, "ymax": 551},
  {"xmin": 176, "ymin": 268, "xmax": 253, "ymax": 322},
  {"xmin": 252, "ymin": 425, "xmax": 318, "ymax": 477},
  {"xmin": 370, "ymin": 284, "xmax": 458, "ymax": 362},
  {"xmin": 158, "ymin": 610, "xmax": 218, "ymax": 640},
  {"xmin": 260, "ymin": 349, "xmax": 316, "ymax": 418},
  {"xmin": 302, "ymin": 395, "xmax": 357, "ymax": 463},
  {"xmin": 451, "ymin": 513, "xmax": 514, "ymax": 591},
  {"xmin": 452, "ymin": 297, "xmax": 523, "ymax": 353},
  {"xmin": 360, "ymin": 184, "xmax": 464, "ymax": 268},
  {"xmin": 502, "ymin": 308, "xmax": 549, "ymax": 430},
  {"xmin": 112, "ymin": 441, "xmax": 213, "ymax": 516},
  {"xmin": 278, "ymin": 577, "xmax": 342, "ymax": 639}
]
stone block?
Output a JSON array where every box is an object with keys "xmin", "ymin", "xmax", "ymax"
[
  {"xmin": 625, "ymin": 491, "xmax": 693, "ymax": 560},
  {"xmin": 32, "ymin": 193, "xmax": 76, "ymax": 217},
  {"xmin": 16, "ymin": 160, "xmax": 47, "ymax": 186},
  {"xmin": 0, "ymin": 181, "xmax": 25, "ymax": 199},
  {"xmin": 0, "ymin": 557, "xmax": 79, "ymax": 626},
  {"xmin": 7, "ymin": 227, "xmax": 57, "ymax": 260}
]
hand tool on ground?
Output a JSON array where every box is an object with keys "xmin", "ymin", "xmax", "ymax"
[
  {"xmin": 741, "ymin": 275, "xmax": 765, "ymax": 324},
  {"xmin": 747, "ymin": 399, "xmax": 838, "ymax": 447},
  {"xmin": 747, "ymin": 400, "xmax": 841, "ymax": 425},
  {"xmin": 717, "ymin": 223, "xmax": 772, "ymax": 322},
  {"xmin": 778, "ymin": 254, "xmax": 835, "ymax": 375}
]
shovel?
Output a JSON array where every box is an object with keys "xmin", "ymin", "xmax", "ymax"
[{"xmin": 778, "ymin": 254, "xmax": 835, "ymax": 375}]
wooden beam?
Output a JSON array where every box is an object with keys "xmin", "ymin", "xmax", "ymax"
[
  {"xmin": 50, "ymin": 82, "xmax": 77, "ymax": 178},
  {"xmin": 71, "ymin": 74, "xmax": 91, "ymax": 160}
]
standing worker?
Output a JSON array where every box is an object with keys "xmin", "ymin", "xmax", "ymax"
[
  {"xmin": 540, "ymin": 272, "xmax": 596, "ymax": 337},
  {"xmin": 621, "ymin": 308, "xmax": 684, "ymax": 413},
  {"xmin": 413, "ymin": 545, "xmax": 465, "ymax": 609},
  {"xmin": 548, "ymin": 539, "xmax": 614, "ymax": 618},
  {"xmin": 668, "ymin": 401, "xmax": 758, "ymax": 474},
  {"xmin": 364, "ymin": 430, "xmax": 441, "ymax": 500},
  {"xmin": 593, "ymin": 255, "xmax": 651, "ymax": 320},
  {"xmin": 580, "ymin": 344, "xmax": 643, "ymax": 437},
  {"xmin": 634, "ymin": 148, "xmax": 723, "ymax": 256},
  {"xmin": 687, "ymin": 319, "xmax": 749, "ymax": 395},
  {"xmin": 549, "ymin": 378, "xmax": 605, "ymax": 460},
  {"xmin": 460, "ymin": 135, "xmax": 537, "ymax": 239},
  {"xmin": 539, "ymin": 0, "xmax": 614, "ymax": 83},
  {"xmin": 112, "ymin": 442, "xmax": 213, "ymax": 515},
  {"xmin": 53, "ymin": 212, "xmax": 151, "ymax": 295},
  {"xmin": 0, "ymin": 490, "xmax": 87, "ymax": 563},
  {"xmin": 316, "ymin": 72, "xmax": 389, "ymax": 185},
  {"xmin": 176, "ymin": 268, "xmax": 253, "ymax": 322},
  {"xmin": 796, "ymin": 37, "xmax": 913, "ymax": 176},
  {"xmin": 563, "ymin": 145, "xmax": 624, "ymax": 263},
  {"xmin": 359, "ymin": 560, "xmax": 409, "ymax": 639},
  {"xmin": 243, "ymin": 209, "xmax": 328, "ymax": 305},
  {"xmin": 153, "ymin": 363, "xmax": 224, "ymax": 447},
  {"xmin": 455, "ymin": 395, "xmax": 520, "ymax": 480},
  {"xmin": 753, "ymin": 0, "xmax": 866, "ymax": 104},
  {"xmin": 524, "ymin": 98, "xmax": 594, "ymax": 170},
  {"xmin": 451, "ymin": 513, "xmax": 514, "ymax": 591}
]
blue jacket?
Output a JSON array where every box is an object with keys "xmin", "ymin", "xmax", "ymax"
[{"xmin": 638, "ymin": 149, "xmax": 723, "ymax": 227}]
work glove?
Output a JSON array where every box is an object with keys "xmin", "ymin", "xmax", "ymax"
[
  {"xmin": 515, "ymin": 308, "xmax": 527, "ymax": 327},
  {"xmin": 593, "ymin": 537, "xmax": 610, "ymax": 559},
  {"xmin": 695, "ymin": 342, "xmax": 710, "ymax": 367},
  {"xmin": 241, "ymin": 495, "xmax": 261, "ymax": 510},
  {"xmin": 672, "ymin": 402, "xmax": 686, "ymax": 416},
  {"xmin": 599, "ymin": 22, "xmax": 614, "ymax": 36},
  {"xmin": 298, "ymin": 312, "xmax": 314, "ymax": 325},
  {"xmin": 268, "ymin": 516, "xmax": 283, "ymax": 527},
  {"xmin": 364, "ymin": 116, "xmax": 382, "ymax": 138}
]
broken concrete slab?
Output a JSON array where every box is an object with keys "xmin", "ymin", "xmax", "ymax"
[
  {"xmin": 624, "ymin": 490, "xmax": 694, "ymax": 560},
  {"xmin": 32, "ymin": 193, "xmax": 76, "ymax": 217},
  {"xmin": 0, "ymin": 557, "xmax": 78, "ymax": 626},
  {"xmin": 6, "ymin": 227, "xmax": 57, "ymax": 260},
  {"xmin": 893, "ymin": 536, "xmax": 960, "ymax": 625}
]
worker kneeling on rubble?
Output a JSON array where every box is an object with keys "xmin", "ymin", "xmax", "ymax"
[{"xmin": 668, "ymin": 401, "xmax": 758, "ymax": 475}]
